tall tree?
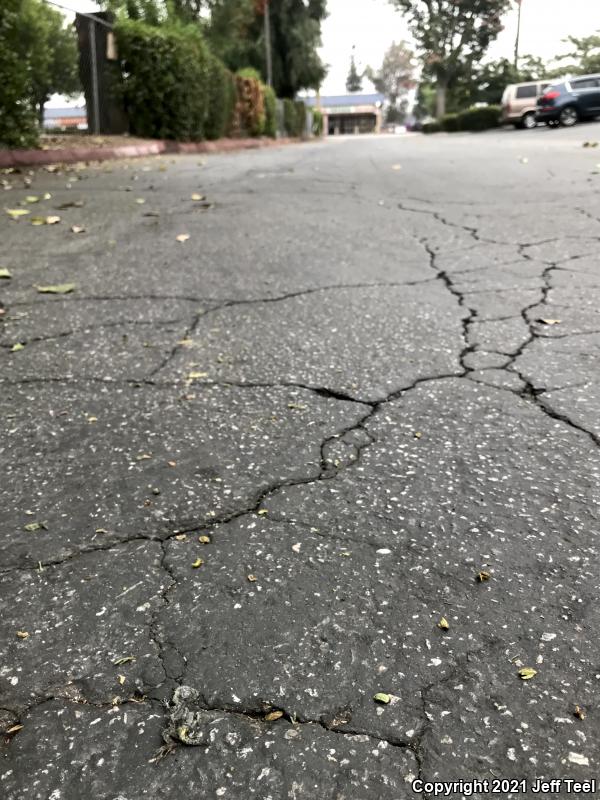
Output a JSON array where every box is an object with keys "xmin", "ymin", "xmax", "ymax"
[
  {"xmin": 389, "ymin": 0, "xmax": 511, "ymax": 118},
  {"xmin": 346, "ymin": 51, "xmax": 363, "ymax": 92},
  {"xmin": 555, "ymin": 33, "xmax": 600, "ymax": 76},
  {"xmin": 367, "ymin": 41, "xmax": 415, "ymax": 114},
  {"xmin": 20, "ymin": 0, "xmax": 80, "ymax": 123},
  {"xmin": 207, "ymin": 0, "xmax": 327, "ymax": 98}
]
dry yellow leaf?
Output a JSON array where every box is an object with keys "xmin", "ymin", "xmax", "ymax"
[
  {"xmin": 187, "ymin": 371, "xmax": 208, "ymax": 380},
  {"xmin": 176, "ymin": 234, "xmax": 190, "ymax": 242},
  {"xmin": 476, "ymin": 570, "xmax": 491, "ymax": 583},
  {"xmin": 247, "ymin": 574, "xmax": 257, "ymax": 582},
  {"xmin": 118, "ymin": 674, "xmax": 126, "ymax": 685},
  {"xmin": 574, "ymin": 705, "xmax": 585, "ymax": 720},
  {"xmin": 192, "ymin": 558, "xmax": 204, "ymax": 568},
  {"xmin": 257, "ymin": 509, "xmax": 268, "ymax": 516},
  {"xmin": 198, "ymin": 535, "xmax": 211, "ymax": 544},
  {"xmin": 16, "ymin": 631, "xmax": 29, "ymax": 639},
  {"xmin": 438, "ymin": 617, "xmax": 449, "ymax": 631},
  {"xmin": 174, "ymin": 534, "xmax": 187, "ymax": 541},
  {"xmin": 191, "ymin": 193, "xmax": 206, "ymax": 201},
  {"xmin": 45, "ymin": 216, "xmax": 61, "ymax": 225},
  {"xmin": 518, "ymin": 667, "xmax": 537, "ymax": 680},
  {"xmin": 264, "ymin": 710, "xmax": 284, "ymax": 721}
]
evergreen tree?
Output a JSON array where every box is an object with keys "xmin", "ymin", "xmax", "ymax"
[{"xmin": 346, "ymin": 51, "xmax": 362, "ymax": 93}]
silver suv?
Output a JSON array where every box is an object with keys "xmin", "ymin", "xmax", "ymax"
[{"xmin": 501, "ymin": 81, "xmax": 551, "ymax": 129}]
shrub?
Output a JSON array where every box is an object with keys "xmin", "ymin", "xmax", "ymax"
[
  {"xmin": 283, "ymin": 98, "xmax": 307, "ymax": 137},
  {"xmin": 0, "ymin": 0, "xmax": 39, "ymax": 147},
  {"xmin": 234, "ymin": 73, "xmax": 265, "ymax": 136},
  {"xmin": 440, "ymin": 113, "xmax": 460, "ymax": 132},
  {"xmin": 312, "ymin": 108, "xmax": 323, "ymax": 136},
  {"xmin": 205, "ymin": 55, "xmax": 235, "ymax": 140},
  {"xmin": 263, "ymin": 85, "xmax": 277, "ymax": 138},
  {"xmin": 456, "ymin": 105, "xmax": 501, "ymax": 131},
  {"xmin": 422, "ymin": 120, "xmax": 441, "ymax": 134},
  {"xmin": 115, "ymin": 19, "xmax": 210, "ymax": 141}
]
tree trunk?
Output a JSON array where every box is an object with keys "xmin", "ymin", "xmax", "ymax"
[{"xmin": 435, "ymin": 80, "xmax": 447, "ymax": 118}]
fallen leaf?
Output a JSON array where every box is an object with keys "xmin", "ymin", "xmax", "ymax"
[
  {"xmin": 16, "ymin": 631, "xmax": 29, "ymax": 639},
  {"xmin": 519, "ymin": 157, "xmax": 529, "ymax": 164},
  {"xmin": 135, "ymin": 198, "xmax": 145, "ymax": 205},
  {"xmin": 6, "ymin": 208, "xmax": 29, "ymax": 218},
  {"xmin": 414, "ymin": 431, "xmax": 422, "ymax": 439},
  {"xmin": 257, "ymin": 509, "xmax": 268, "ymax": 516},
  {"xmin": 135, "ymin": 453, "xmax": 152, "ymax": 461},
  {"xmin": 287, "ymin": 402, "xmax": 307, "ymax": 410},
  {"xmin": 30, "ymin": 216, "xmax": 46, "ymax": 226},
  {"xmin": 43, "ymin": 193, "xmax": 52, "ymax": 200},
  {"xmin": 264, "ymin": 710, "xmax": 284, "ymax": 721},
  {"xmin": 568, "ymin": 752, "xmax": 589, "ymax": 766},
  {"xmin": 118, "ymin": 674, "xmax": 126, "ymax": 685},
  {"xmin": 0, "ymin": 268, "xmax": 12, "ymax": 279},
  {"xmin": 45, "ymin": 215, "xmax": 61, "ymax": 225},
  {"xmin": 198, "ymin": 535, "xmax": 211, "ymax": 544},
  {"xmin": 167, "ymin": 460, "xmax": 177, "ymax": 467},
  {"xmin": 11, "ymin": 343, "xmax": 25, "ymax": 352},
  {"xmin": 538, "ymin": 318, "xmax": 561, "ymax": 326},
  {"xmin": 291, "ymin": 543, "xmax": 301, "ymax": 553},
  {"xmin": 438, "ymin": 617, "xmax": 450, "ymax": 631},
  {"xmin": 391, "ymin": 164, "xmax": 402, "ymax": 170},
  {"xmin": 187, "ymin": 371, "xmax": 208, "ymax": 380},
  {"xmin": 35, "ymin": 283, "xmax": 76, "ymax": 294},
  {"xmin": 191, "ymin": 193, "xmax": 206, "ymax": 201},
  {"xmin": 176, "ymin": 234, "xmax": 190, "ymax": 243},
  {"xmin": 25, "ymin": 196, "xmax": 39, "ymax": 203},
  {"xmin": 23, "ymin": 521, "xmax": 47, "ymax": 532},
  {"xmin": 247, "ymin": 574, "xmax": 257, "ymax": 582},
  {"xmin": 57, "ymin": 200, "xmax": 84, "ymax": 209},
  {"xmin": 574, "ymin": 705, "xmax": 585, "ymax": 720},
  {"xmin": 192, "ymin": 558, "xmax": 204, "ymax": 568},
  {"xmin": 476, "ymin": 570, "xmax": 491, "ymax": 583},
  {"xmin": 113, "ymin": 656, "xmax": 135, "ymax": 666},
  {"xmin": 6, "ymin": 725, "xmax": 24, "ymax": 734},
  {"xmin": 95, "ymin": 528, "xmax": 108, "ymax": 534},
  {"xmin": 373, "ymin": 692, "xmax": 391, "ymax": 704},
  {"xmin": 70, "ymin": 225, "xmax": 85, "ymax": 234},
  {"xmin": 518, "ymin": 667, "xmax": 537, "ymax": 680},
  {"xmin": 174, "ymin": 534, "xmax": 187, "ymax": 541}
]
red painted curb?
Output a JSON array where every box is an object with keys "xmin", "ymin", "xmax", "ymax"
[{"xmin": 0, "ymin": 136, "xmax": 301, "ymax": 169}]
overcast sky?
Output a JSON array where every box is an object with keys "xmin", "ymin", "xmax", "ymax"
[{"xmin": 54, "ymin": 0, "xmax": 600, "ymax": 96}]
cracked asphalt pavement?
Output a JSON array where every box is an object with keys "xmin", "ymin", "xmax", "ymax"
[{"xmin": 1, "ymin": 126, "xmax": 600, "ymax": 798}]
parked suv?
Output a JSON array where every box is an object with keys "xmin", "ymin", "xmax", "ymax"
[
  {"xmin": 501, "ymin": 81, "xmax": 551, "ymax": 128},
  {"xmin": 536, "ymin": 74, "xmax": 600, "ymax": 127}
]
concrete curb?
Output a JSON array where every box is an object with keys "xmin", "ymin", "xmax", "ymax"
[{"xmin": 0, "ymin": 136, "xmax": 301, "ymax": 169}]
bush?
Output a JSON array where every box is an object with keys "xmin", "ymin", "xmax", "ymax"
[
  {"xmin": 312, "ymin": 108, "xmax": 323, "ymax": 136},
  {"xmin": 456, "ymin": 105, "xmax": 501, "ymax": 131},
  {"xmin": 205, "ymin": 55, "xmax": 235, "ymax": 140},
  {"xmin": 263, "ymin": 85, "xmax": 277, "ymax": 138},
  {"xmin": 440, "ymin": 113, "xmax": 460, "ymax": 132},
  {"xmin": 422, "ymin": 120, "xmax": 441, "ymax": 134},
  {"xmin": 283, "ymin": 98, "xmax": 307, "ymax": 137},
  {"xmin": 116, "ymin": 19, "xmax": 210, "ymax": 141},
  {"xmin": 233, "ymin": 73, "xmax": 265, "ymax": 136},
  {"xmin": 0, "ymin": 0, "xmax": 39, "ymax": 147}
]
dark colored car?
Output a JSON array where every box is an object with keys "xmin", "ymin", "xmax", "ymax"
[{"xmin": 536, "ymin": 74, "xmax": 600, "ymax": 127}]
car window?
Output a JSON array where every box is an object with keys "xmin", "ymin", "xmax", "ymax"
[
  {"xmin": 571, "ymin": 78, "xmax": 599, "ymax": 90},
  {"xmin": 515, "ymin": 84, "xmax": 538, "ymax": 99},
  {"xmin": 540, "ymin": 83, "xmax": 550, "ymax": 92}
]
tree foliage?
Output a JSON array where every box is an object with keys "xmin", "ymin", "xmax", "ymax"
[
  {"xmin": 206, "ymin": 0, "xmax": 327, "ymax": 98},
  {"xmin": 346, "ymin": 53, "xmax": 363, "ymax": 93},
  {"xmin": 367, "ymin": 41, "xmax": 415, "ymax": 118},
  {"xmin": 555, "ymin": 33, "xmax": 600, "ymax": 76},
  {"xmin": 0, "ymin": 0, "xmax": 80, "ymax": 147},
  {"xmin": 389, "ymin": 0, "xmax": 511, "ymax": 117}
]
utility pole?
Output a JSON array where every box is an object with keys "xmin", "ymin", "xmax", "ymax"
[
  {"xmin": 264, "ymin": 0, "xmax": 273, "ymax": 88},
  {"xmin": 514, "ymin": 0, "xmax": 522, "ymax": 70}
]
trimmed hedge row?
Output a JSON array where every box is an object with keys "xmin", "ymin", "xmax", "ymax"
[
  {"xmin": 283, "ymin": 99, "xmax": 307, "ymax": 137},
  {"xmin": 115, "ymin": 19, "xmax": 308, "ymax": 143},
  {"xmin": 423, "ymin": 105, "xmax": 501, "ymax": 134}
]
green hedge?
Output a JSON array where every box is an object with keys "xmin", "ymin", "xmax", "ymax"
[
  {"xmin": 312, "ymin": 108, "xmax": 323, "ymax": 136},
  {"xmin": 457, "ymin": 105, "xmax": 501, "ymax": 131},
  {"xmin": 116, "ymin": 19, "xmax": 211, "ymax": 141},
  {"xmin": 263, "ymin": 85, "xmax": 277, "ymax": 138},
  {"xmin": 283, "ymin": 98, "xmax": 307, "ymax": 137},
  {"xmin": 425, "ymin": 105, "xmax": 501, "ymax": 134},
  {"xmin": 205, "ymin": 55, "xmax": 235, "ymax": 140},
  {"xmin": 423, "ymin": 120, "xmax": 442, "ymax": 134}
]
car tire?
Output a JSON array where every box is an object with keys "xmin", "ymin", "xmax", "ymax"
[
  {"xmin": 559, "ymin": 106, "xmax": 578, "ymax": 127},
  {"xmin": 522, "ymin": 112, "xmax": 537, "ymax": 129}
]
